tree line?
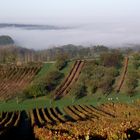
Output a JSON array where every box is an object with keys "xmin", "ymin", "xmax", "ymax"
[{"xmin": 0, "ymin": 43, "xmax": 124, "ymax": 64}]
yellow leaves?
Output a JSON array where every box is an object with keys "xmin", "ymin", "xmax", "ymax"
[
  {"xmin": 33, "ymin": 103, "xmax": 140, "ymax": 140},
  {"xmin": 85, "ymin": 135, "xmax": 90, "ymax": 140},
  {"xmin": 127, "ymin": 134, "xmax": 131, "ymax": 138},
  {"xmin": 109, "ymin": 134, "xmax": 119, "ymax": 140}
]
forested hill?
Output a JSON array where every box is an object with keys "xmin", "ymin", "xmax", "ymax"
[{"xmin": 0, "ymin": 35, "xmax": 14, "ymax": 45}]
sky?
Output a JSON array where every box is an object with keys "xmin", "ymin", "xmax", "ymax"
[{"xmin": 0, "ymin": 0, "xmax": 140, "ymax": 25}]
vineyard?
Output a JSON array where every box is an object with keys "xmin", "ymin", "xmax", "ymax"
[
  {"xmin": 0, "ymin": 64, "xmax": 42, "ymax": 101},
  {"xmin": 54, "ymin": 60, "xmax": 85, "ymax": 100},
  {"xmin": 0, "ymin": 103, "xmax": 140, "ymax": 139},
  {"xmin": 33, "ymin": 103, "xmax": 140, "ymax": 139},
  {"xmin": 0, "ymin": 53, "xmax": 140, "ymax": 139},
  {"xmin": 0, "ymin": 111, "xmax": 21, "ymax": 136}
]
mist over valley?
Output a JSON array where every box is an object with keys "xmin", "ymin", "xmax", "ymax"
[{"xmin": 0, "ymin": 22, "xmax": 140, "ymax": 49}]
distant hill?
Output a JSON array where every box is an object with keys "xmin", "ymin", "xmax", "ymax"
[
  {"xmin": 0, "ymin": 35, "xmax": 14, "ymax": 45},
  {"xmin": 131, "ymin": 44, "xmax": 140, "ymax": 51},
  {"xmin": 122, "ymin": 44, "xmax": 140, "ymax": 51},
  {"xmin": 0, "ymin": 23, "xmax": 70, "ymax": 30}
]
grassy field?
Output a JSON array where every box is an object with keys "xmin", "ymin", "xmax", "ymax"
[
  {"xmin": 37, "ymin": 60, "xmax": 74, "ymax": 78},
  {"xmin": 34, "ymin": 62, "xmax": 55, "ymax": 80},
  {"xmin": 1, "ymin": 92, "xmax": 140, "ymax": 112}
]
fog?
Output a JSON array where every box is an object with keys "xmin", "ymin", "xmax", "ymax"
[
  {"xmin": 0, "ymin": 21, "xmax": 140, "ymax": 50},
  {"xmin": 0, "ymin": 0, "xmax": 140, "ymax": 49}
]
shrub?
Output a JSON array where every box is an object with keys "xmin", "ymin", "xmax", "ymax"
[
  {"xmin": 24, "ymin": 70, "xmax": 64, "ymax": 98},
  {"xmin": 132, "ymin": 53, "xmax": 140, "ymax": 69},
  {"xmin": 125, "ymin": 70, "xmax": 138, "ymax": 96},
  {"xmin": 45, "ymin": 70, "xmax": 64, "ymax": 92},
  {"xmin": 99, "ymin": 75, "xmax": 114, "ymax": 94},
  {"xmin": 55, "ymin": 53, "xmax": 68, "ymax": 70},
  {"xmin": 73, "ymin": 83, "xmax": 87, "ymax": 99},
  {"xmin": 24, "ymin": 82, "xmax": 46, "ymax": 98},
  {"xmin": 100, "ymin": 51, "xmax": 123, "ymax": 68}
]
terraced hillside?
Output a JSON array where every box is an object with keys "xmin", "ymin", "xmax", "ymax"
[{"xmin": 0, "ymin": 64, "xmax": 42, "ymax": 101}]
